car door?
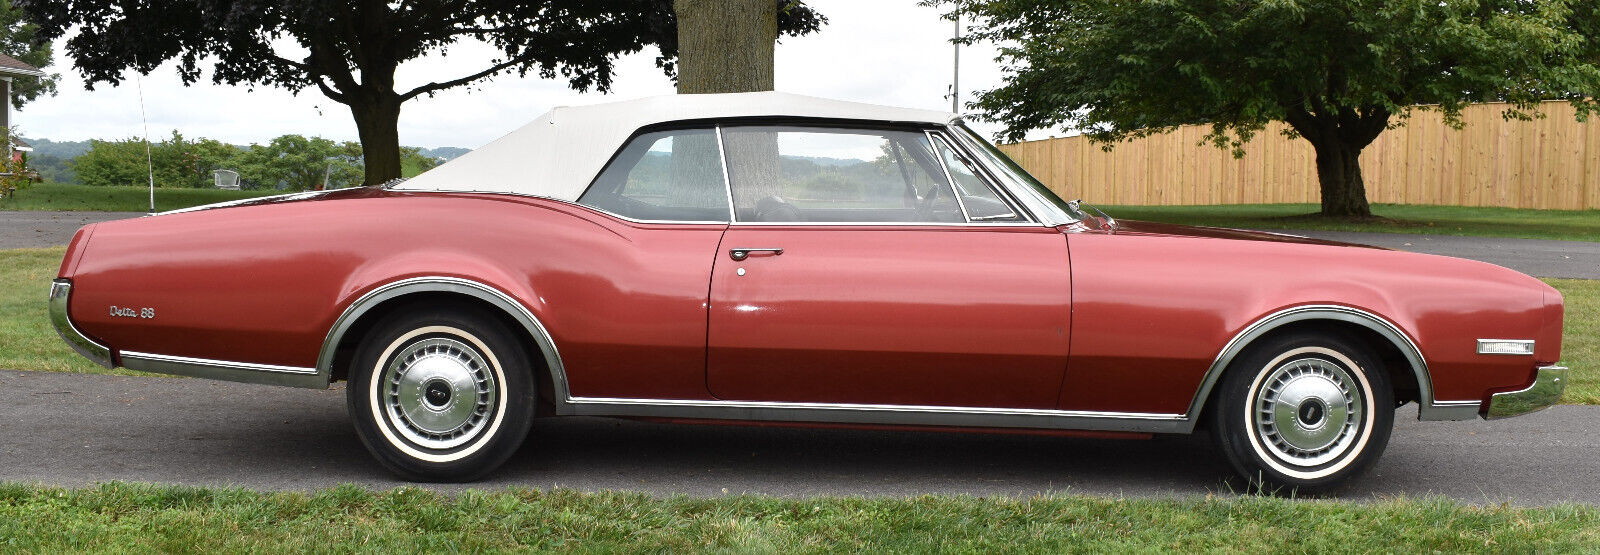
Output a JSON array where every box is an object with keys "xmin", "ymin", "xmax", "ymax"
[{"xmin": 705, "ymin": 125, "xmax": 1072, "ymax": 409}]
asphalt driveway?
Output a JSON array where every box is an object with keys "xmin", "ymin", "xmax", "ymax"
[
  {"xmin": 2, "ymin": 369, "xmax": 1596, "ymax": 505},
  {"xmin": 0, "ymin": 211, "xmax": 148, "ymax": 249},
  {"xmin": 1283, "ymin": 229, "xmax": 1600, "ymax": 280}
]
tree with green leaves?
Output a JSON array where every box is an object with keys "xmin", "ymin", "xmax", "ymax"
[
  {"xmin": 72, "ymin": 131, "xmax": 226, "ymax": 188},
  {"xmin": 232, "ymin": 134, "xmax": 360, "ymax": 191},
  {"xmin": 19, "ymin": 1, "xmax": 823, "ymax": 186},
  {"xmin": 0, "ymin": 0, "xmax": 56, "ymax": 109},
  {"xmin": 932, "ymin": 0, "xmax": 1600, "ymax": 217}
]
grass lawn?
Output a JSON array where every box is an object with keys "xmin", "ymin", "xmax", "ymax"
[
  {"xmin": 2, "ymin": 247, "xmax": 1595, "ymax": 401},
  {"xmin": 0, "ymin": 183, "xmax": 279, "ymax": 212},
  {"xmin": 1105, "ymin": 203, "xmax": 1600, "ymax": 243},
  {"xmin": 1559, "ymin": 278, "xmax": 1600, "ymax": 404},
  {"xmin": 0, "ymin": 248, "xmax": 151, "ymax": 376},
  {"xmin": 0, "ymin": 482, "xmax": 1596, "ymax": 551}
]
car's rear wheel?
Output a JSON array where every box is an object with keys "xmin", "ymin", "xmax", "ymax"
[
  {"xmin": 1211, "ymin": 331, "xmax": 1394, "ymax": 493},
  {"xmin": 347, "ymin": 304, "xmax": 535, "ymax": 481}
]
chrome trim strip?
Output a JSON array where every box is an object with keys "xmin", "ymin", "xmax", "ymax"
[
  {"xmin": 393, "ymin": 188, "xmax": 1045, "ymax": 228},
  {"xmin": 715, "ymin": 124, "xmax": 738, "ymax": 222},
  {"xmin": 727, "ymin": 221, "xmax": 1042, "ymax": 228},
  {"xmin": 154, "ymin": 190, "xmax": 340, "ymax": 216},
  {"xmin": 1477, "ymin": 339, "xmax": 1536, "ymax": 356},
  {"xmin": 946, "ymin": 125, "xmax": 1073, "ymax": 226},
  {"xmin": 317, "ymin": 276, "xmax": 570, "ymax": 398},
  {"xmin": 1426, "ymin": 399, "xmax": 1484, "ymax": 420},
  {"xmin": 564, "ymin": 396, "xmax": 1189, "ymax": 433},
  {"xmin": 1486, "ymin": 365, "xmax": 1567, "ymax": 419},
  {"xmin": 1184, "ymin": 304, "xmax": 1453, "ymax": 423},
  {"xmin": 47, "ymin": 279, "xmax": 113, "ymax": 369},
  {"xmin": 928, "ymin": 131, "xmax": 1031, "ymax": 223},
  {"xmin": 122, "ymin": 351, "xmax": 316, "ymax": 374},
  {"xmin": 120, "ymin": 351, "xmax": 326, "ymax": 388},
  {"xmin": 925, "ymin": 130, "xmax": 976, "ymax": 222}
]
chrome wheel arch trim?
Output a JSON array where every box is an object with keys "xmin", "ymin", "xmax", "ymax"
[
  {"xmin": 317, "ymin": 276, "xmax": 570, "ymax": 399},
  {"xmin": 1186, "ymin": 304, "xmax": 1472, "ymax": 423}
]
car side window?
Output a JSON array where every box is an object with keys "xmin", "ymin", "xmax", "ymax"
[
  {"xmin": 931, "ymin": 136, "xmax": 1025, "ymax": 222},
  {"xmin": 578, "ymin": 128, "xmax": 731, "ymax": 222},
  {"xmin": 720, "ymin": 126, "xmax": 963, "ymax": 223}
]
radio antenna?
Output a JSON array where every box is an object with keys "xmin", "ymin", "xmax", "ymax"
[{"xmin": 136, "ymin": 76, "xmax": 154, "ymax": 214}]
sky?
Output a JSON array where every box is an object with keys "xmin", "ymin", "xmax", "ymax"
[{"xmin": 12, "ymin": 1, "xmax": 1061, "ymax": 150}]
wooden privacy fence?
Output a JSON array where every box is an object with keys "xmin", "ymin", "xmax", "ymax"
[{"xmin": 996, "ymin": 101, "xmax": 1600, "ymax": 209}]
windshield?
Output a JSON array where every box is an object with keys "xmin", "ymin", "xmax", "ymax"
[{"xmin": 951, "ymin": 124, "xmax": 1091, "ymax": 223}]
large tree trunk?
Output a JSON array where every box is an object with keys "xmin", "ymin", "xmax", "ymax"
[
  {"xmin": 674, "ymin": 0, "xmax": 777, "ymax": 94},
  {"xmin": 350, "ymin": 95, "xmax": 403, "ymax": 186},
  {"xmin": 1310, "ymin": 139, "xmax": 1373, "ymax": 217}
]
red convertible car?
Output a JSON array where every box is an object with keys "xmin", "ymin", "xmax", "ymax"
[{"xmin": 50, "ymin": 92, "xmax": 1565, "ymax": 490}]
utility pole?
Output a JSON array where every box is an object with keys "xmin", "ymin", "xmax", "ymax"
[{"xmin": 951, "ymin": 14, "xmax": 960, "ymax": 113}]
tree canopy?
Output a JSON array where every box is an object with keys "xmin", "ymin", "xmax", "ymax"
[
  {"xmin": 70, "ymin": 132, "xmax": 436, "ymax": 190},
  {"xmin": 932, "ymin": 0, "xmax": 1600, "ymax": 216},
  {"xmin": 0, "ymin": 0, "xmax": 57, "ymax": 110},
  {"xmin": 20, "ymin": 1, "xmax": 823, "ymax": 185}
]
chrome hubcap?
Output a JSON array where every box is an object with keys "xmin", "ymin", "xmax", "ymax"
[
  {"xmin": 381, "ymin": 337, "xmax": 498, "ymax": 450},
  {"xmin": 1253, "ymin": 357, "xmax": 1362, "ymax": 467}
]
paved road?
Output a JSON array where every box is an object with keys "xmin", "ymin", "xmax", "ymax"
[
  {"xmin": 0, "ymin": 211, "xmax": 147, "ymax": 249},
  {"xmin": 3, "ymin": 211, "xmax": 1595, "ymax": 279},
  {"xmin": 1, "ymin": 369, "xmax": 1594, "ymax": 504},
  {"xmin": 1283, "ymin": 229, "xmax": 1600, "ymax": 280}
]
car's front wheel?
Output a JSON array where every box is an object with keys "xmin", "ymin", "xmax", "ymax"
[
  {"xmin": 1211, "ymin": 331, "xmax": 1394, "ymax": 493},
  {"xmin": 347, "ymin": 304, "xmax": 535, "ymax": 481}
]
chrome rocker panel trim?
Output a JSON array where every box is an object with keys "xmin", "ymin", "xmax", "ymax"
[
  {"xmin": 48, "ymin": 280, "xmax": 113, "ymax": 369},
  {"xmin": 563, "ymin": 397, "xmax": 1189, "ymax": 434},
  {"xmin": 1486, "ymin": 365, "xmax": 1567, "ymax": 420},
  {"xmin": 1183, "ymin": 304, "xmax": 1473, "ymax": 423},
  {"xmin": 120, "ymin": 351, "xmax": 325, "ymax": 388}
]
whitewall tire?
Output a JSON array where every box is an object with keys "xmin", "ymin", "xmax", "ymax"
[
  {"xmin": 1211, "ymin": 331, "xmax": 1394, "ymax": 492},
  {"xmin": 347, "ymin": 304, "xmax": 535, "ymax": 481}
]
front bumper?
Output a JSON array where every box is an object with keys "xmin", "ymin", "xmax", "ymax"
[
  {"xmin": 48, "ymin": 279, "xmax": 113, "ymax": 369},
  {"xmin": 1485, "ymin": 364, "xmax": 1567, "ymax": 419}
]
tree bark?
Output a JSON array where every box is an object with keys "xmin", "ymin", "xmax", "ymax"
[
  {"xmin": 349, "ymin": 96, "xmax": 403, "ymax": 186},
  {"xmin": 674, "ymin": 0, "xmax": 777, "ymax": 94},
  {"xmin": 1310, "ymin": 139, "xmax": 1372, "ymax": 217}
]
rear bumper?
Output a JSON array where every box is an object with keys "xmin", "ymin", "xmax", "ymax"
[
  {"xmin": 1485, "ymin": 364, "xmax": 1567, "ymax": 419},
  {"xmin": 48, "ymin": 279, "xmax": 113, "ymax": 368}
]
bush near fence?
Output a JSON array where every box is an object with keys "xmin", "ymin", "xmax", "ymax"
[{"xmin": 998, "ymin": 101, "xmax": 1600, "ymax": 210}]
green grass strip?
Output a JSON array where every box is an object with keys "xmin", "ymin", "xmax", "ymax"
[
  {"xmin": 1104, "ymin": 203, "xmax": 1600, "ymax": 243},
  {"xmin": 0, "ymin": 483, "xmax": 1596, "ymax": 551},
  {"xmin": 0, "ymin": 183, "xmax": 280, "ymax": 212}
]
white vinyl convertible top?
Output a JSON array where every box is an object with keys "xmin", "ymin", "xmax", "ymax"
[{"xmin": 393, "ymin": 91, "xmax": 956, "ymax": 201}]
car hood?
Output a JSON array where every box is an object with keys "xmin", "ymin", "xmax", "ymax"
[{"xmin": 1103, "ymin": 219, "xmax": 1389, "ymax": 250}]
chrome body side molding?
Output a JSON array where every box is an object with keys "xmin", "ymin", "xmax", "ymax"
[
  {"xmin": 48, "ymin": 280, "xmax": 113, "ymax": 369},
  {"xmin": 316, "ymin": 276, "xmax": 570, "ymax": 396},
  {"xmin": 1183, "ymin": 304, "xmax": 1469, "ymax": 423},
  {"xmin": 563, "ymin": 397, "xmax": 1189, "ymax": 434},
  {"xmin": 120, "ymin": 351, "xmax": 325, "ymax": 388}
]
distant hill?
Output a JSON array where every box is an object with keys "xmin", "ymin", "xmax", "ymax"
[
  {"xmin": 417, "ymin": 146, "xmax": 470, "ymax": 161},
  {"xmin": 17, "ymin": 137, "xmax": 471, "ymax": 184},
  {"xmin": 21, "ymin": 137, "xmax": 93, "ymax": 160}
]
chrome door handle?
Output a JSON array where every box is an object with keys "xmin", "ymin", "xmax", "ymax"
[{"xmin": 729, "ymin": 247, "xmax": 783, "ymax": 261}]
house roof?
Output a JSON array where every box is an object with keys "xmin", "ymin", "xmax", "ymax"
[
  {"xmin": 393, "ymin": 91, "xmax": 956, "ymax": 201},
  {"xmin": 0, "ymin": 54, "xmax": 45, "ymax": 78}
]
